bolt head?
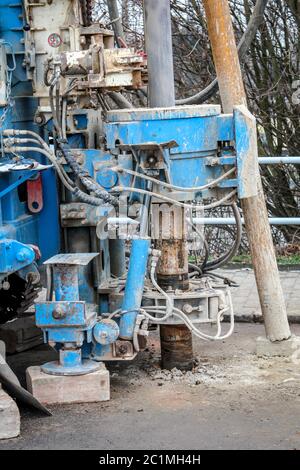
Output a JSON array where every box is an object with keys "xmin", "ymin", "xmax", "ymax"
[
  {"xmin": 182, "ymin": 303, "xmax": 193, "ymax": 314},
  {"xmin": 16, "ymin": 249, "xmax": 29, "ymax": 262},
  {"xmin": 52, "ymin": 306, "xmax": 66, "ymax": 320}
]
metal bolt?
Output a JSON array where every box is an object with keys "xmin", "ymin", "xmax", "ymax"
[
  {"xmin": 182, "ymin": 303, "xmax": 193, "ymax": 314},
  {"xmin": 118, "ymin": 344, "xmax": 128, "ymax": 355},
  {"xmin": 35, "ymin": 114, "xmax": 45, "ymax": 125},
  {"xmin": 16, "ymin": 249, "xmax": 29, "ymax": 262},
  {"xmin": 2, "ymin": 281, "xmax": 10, "ymax": 291},
  {"xmin": 52, "ymin": 306, "xmax": 66, "ymax": 320}
]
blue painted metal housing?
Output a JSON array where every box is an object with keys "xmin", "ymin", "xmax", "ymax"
[
  {"xmin": 105, "ymin": 105, "xmax": 233, "ymax": 192},
  {"xmin": 36, "ymin": 253, "xmax": 100, "ymax": 375},
  {"xmin": 0, "ymin": 0, "xmax": 60, "ymax": 272},
  {"xmin": 105, "ymin": 105, "xmax": 258, "ymax": 200},
  {"xmin": 0, "ymin": 238, "xmax": 35, "ymax": 282},
  {"xmin": 0, "ymin": 1, "xmax": 261, "ymax": 372}
]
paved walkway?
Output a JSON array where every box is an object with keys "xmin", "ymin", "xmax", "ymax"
[{"xmin": 220, "ymin": 268, "xmax": 300, "ymax": 322}]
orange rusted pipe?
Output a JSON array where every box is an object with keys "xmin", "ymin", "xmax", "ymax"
[
  {"xmin": 203, "ymin": 0, "xmax": 247, "ymax": 113},
  {"xmin": 203, "ymin": 0, "xmax": 291, "ymax": 342}
]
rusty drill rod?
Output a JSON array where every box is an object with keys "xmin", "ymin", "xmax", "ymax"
[
  {"xmin": 143, "ymin": 0, "xmax": 193, "ymax": 369},
  {"xmin": 203, "ymin": 0, "xmax": 291, "ymax": 342}
]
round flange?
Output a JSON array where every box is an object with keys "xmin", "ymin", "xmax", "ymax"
[
  {"xmin": 48, "ymin": 33, "xmax": 62, "ymax": 48},
  {"xmin": 41, "ymin": 359, "xmax": 100, "ymax": 376}
]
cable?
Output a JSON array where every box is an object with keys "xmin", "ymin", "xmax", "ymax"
[
  {"xmin": 57, "ymin": 139, "xmax": 119, "ymax": 207},
  {"xmin": 141, "ymin": 297, "xmax": 233, "ymax": 341},
  {"xmin": 187, "ymin": 210, "xmax": 209, "ymax": 269},
  {"xmin": 3, "ymin": 144, "xmax": 76, "ymax": 193},
  {"xmin": 61, "ymin": 98, "xmax": 67, "ymax": 140},
  {"xmin": 3, "ymin": 133, "xmax": 75, "ymax": 187},
  {"xmin": 205, "ymin": 271, "xmax": 239, "ymax": 288},
  {"xmin": 113, "ymin": 166, "xmax": 236, "ymax": 193},
  {"xmin": 108, "ymin": 91, "xmax": 134, "ymax": 109},
  {"xmin": 112, "ymin": 186, "xmax": 237, "ymax": 210},
  {"xmin": 4, "ymin": 132, "xmax": 119, "ymax": 207},
  {"xmin": 49, "ymin": 74, "xmax": 119, "ymax": 206},
  {"xmin": 150, "ymin": 257, "xmax": 173, "ymax": 315},
  {"xmin": 146, "ymin": 251, "xmax": 234, "ymax": 341},
  {"xmin": 203, "ymin": 203, "xmax": 242, "ymax": 271},
  {"xmin": 49, "ymin": 73, "xmax": 63, "ymax": 137}
]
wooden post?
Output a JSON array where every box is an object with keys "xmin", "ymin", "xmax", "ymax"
[{"xmin": 203, "ymin": 0, "xmax": 291, "ymax": 342}]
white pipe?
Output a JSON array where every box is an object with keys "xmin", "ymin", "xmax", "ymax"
[{"xmin": 193, "ymin": 217, "xmax": 300, "ymax": 226}]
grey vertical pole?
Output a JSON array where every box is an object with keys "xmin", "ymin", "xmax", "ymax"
[
  {"xmin": 144, "ymin": 0, "xmax": 175, "ymax": 107},
  {"xmin": 143, "ymin": 0, "xmax": 193, "ymax": 370}
]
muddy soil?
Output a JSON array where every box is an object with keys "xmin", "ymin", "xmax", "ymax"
[{"xmin": 1, "ymin": 323, "xmax": 300, "ymax": 450}]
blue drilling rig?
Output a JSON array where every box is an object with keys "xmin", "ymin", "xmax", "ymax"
[{"xmin": 0, "ymin": 0, "xmax": 271, "ymax": 403}]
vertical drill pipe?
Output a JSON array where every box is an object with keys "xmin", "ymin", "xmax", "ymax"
[
  {"xmin": 119, "ymin": 238, "xmax": 150, "ymax": 340},
  {"xmin": 143, "ymin": 0, "xmax": 193, "ymax": 369},
  {"xmin": 144, "ymin": 0, "xmax": 175, "ymax": 108},
  {"xmin": 160, "ymin": 324, "xmax": 194, "ymax": 371},
  {"xmin": 203, "ymin": 0, "xmax": 291, "ymax": 342}
]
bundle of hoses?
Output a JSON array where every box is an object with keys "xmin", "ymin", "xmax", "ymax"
[
  {"xmin": 57, "ymin": 139, "xmax": 119, "ymax": 207},
  {"xmin": 48, "ymin": 71, "xmax": 118, "ymax": 207}
]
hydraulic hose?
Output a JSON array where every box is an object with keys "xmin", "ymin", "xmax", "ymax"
[{"xmin": 57, "ymin": 139, "xmax": 119, "ymax": 207}]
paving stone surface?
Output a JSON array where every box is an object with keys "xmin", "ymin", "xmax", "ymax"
[{"xmin": 219, "ymin": 268, "xmax": 300, "ymax": 322}]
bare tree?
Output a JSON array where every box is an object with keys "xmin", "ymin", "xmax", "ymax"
[{"xmin": 94, "ymin": 0, "xmax": 300, "ymax": 245}]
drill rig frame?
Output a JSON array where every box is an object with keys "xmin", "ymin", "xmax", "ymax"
[{"xmin": 0, "ymin": 0, "xmax": 258, "ymax": 390}]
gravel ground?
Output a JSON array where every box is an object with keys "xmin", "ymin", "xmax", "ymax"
[{"xmin": 1, "ymin": 323, "xmax": 300, "ymax": 450}]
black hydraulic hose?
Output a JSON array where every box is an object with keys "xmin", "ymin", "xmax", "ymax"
[
  {"xmin": 49, "ymin": 75, "xmax": 62, "ymax": 137},
  {"xmin": 73, "ymin": 188, "xmax": 106, "ymax": 206},
  {"xmin": 57, "ymin": 139, "xmax": 119, "ymax": 207},
  {"xmin": 49, "ymin": 77, "xmax": 118, "ymax": 207},
  {"xmin": 203, "ymin": 203, "xmax": 242, "ymax": 271},
  {"xmin": 108, "ymin": 91, "xmax": 133, "ymax": 109}
]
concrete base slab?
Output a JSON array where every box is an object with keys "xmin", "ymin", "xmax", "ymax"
[
  {"xmin": 0, "ymin": 316, "xmax": 43, "ymax": 354},
  {"xmin": 256, "ymin": 335, "xmax": 300, "ymax": 358},
  {"xmin": 26, "ymin": 363, "xmax": 110, "ymax": 405}
]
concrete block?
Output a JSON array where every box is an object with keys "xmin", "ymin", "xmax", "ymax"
[
  {"xmin": 0, "ymin": 316, "xmax": 43, "ymax": 354},
  {"xmin": 0, "ymin": 387, "xmax": 20, "ymax": 440},
  {"xmin": 256, "ymin": 335, "xmax": 300, "ymax": 358},
  {"xmin": 26, "ymin": 363, "xmax": 110, "ymax": 405}
]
